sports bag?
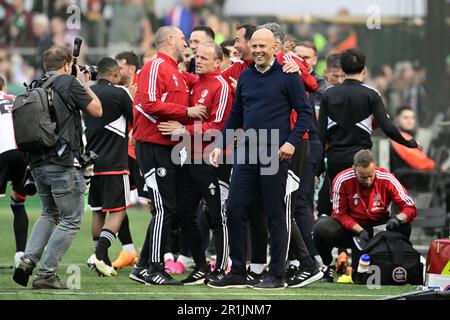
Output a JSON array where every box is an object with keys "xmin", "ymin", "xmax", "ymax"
[{"xmin": 360, "ymin": 231, "xmax": 424, "ymax": 285}]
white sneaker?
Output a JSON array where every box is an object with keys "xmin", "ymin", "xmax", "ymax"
[
  {"xmin": 14, "ymin": 252, "xmax": 24, "ymax": 268},
  {"xmin": 94, "ymin": 257, "xmax": 117, "ymax": 277},
  {"xmin": 87, "ymin": 254, "xmax": 96, "ymax": 270}
]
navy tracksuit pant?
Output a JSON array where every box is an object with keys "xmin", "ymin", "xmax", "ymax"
[{"xmin": 227, "ymin": 160, "xmax": 290, "ymax": 278}]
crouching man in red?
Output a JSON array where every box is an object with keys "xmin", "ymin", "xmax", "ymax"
[{"xmin": 312, "ymin": 149, "xmax": 417, "ymax": 280}]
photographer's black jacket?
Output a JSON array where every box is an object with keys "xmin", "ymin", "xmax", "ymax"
[
  {"xmin": 29, "ymin": 73, "xmax": 92, "ymax": 168},
  {"xmin": 84, "ymin": 79, "xmax": 133, "ymax": 174},
  {"xmin": 318, "ymin": 79, "xmax": 418, "ymax": 162}
]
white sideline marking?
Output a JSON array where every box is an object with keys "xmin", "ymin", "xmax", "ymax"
[{"xmin": 0, "ymin": 291, "xmax": 387, "ymax": 298}]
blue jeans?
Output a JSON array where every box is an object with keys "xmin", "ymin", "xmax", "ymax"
[{"xmin": 24, "ymin": 165, "xmax": 85, "ymax": 276}]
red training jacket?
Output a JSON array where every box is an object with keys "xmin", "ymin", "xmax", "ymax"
[
  {"xmin": 185, "ymin": 69, "xmax": 233, "ymax": 159},
  {"xmin": 133, "ymin": 52, "xmax": 190, "ymax": 146},
  {"xmin": 331, "ymin": 167, "xmax": 417, "ymax": 231}
]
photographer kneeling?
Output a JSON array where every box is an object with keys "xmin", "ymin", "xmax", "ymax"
[{"xmin": 13, "ymin": 46, "xmax": 102, "ymax": 289}]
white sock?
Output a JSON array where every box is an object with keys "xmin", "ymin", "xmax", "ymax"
[
  {"xmin": 250, "ymin": 263, "xmax": 264, "ymax": 274},
  {"xmin": 177, "ymin": 254, "xmax": 191, "ymax": 267},
  {"xmin": 314, "ymin": 255, "xmax": 324, "ymax": 267},
  {"xmin": 164, "ymin": 252, "xmax": 175, "ymax": 262},
  {"xmin": 289, "ymin": 260, "xmax": 300, "ymax": 267},
  {"xmin": 122, "ymin": 244, "xmax": 136, "ymax": 253}
]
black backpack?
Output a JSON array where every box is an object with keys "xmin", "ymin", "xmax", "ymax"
[
  {"xmin": 12, "ymin": 74, "xmax": 76, "ymax": 154},
  {"xmin": 360, "ymin": 231, "xmax": 424, "ymax": 285}
]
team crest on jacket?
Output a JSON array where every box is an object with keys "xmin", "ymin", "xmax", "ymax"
[
  {"xmin": 353, "ymin": 193, "xmax": 359, "ymax": 206},
  {"xmin": 208, "ymin": 183, "xmax": 216, "ymax": 196},
  {"xmin": 157, "ymin": 167, "xmax": 167, "ymax": 177},
  {"xmin": 173, "ymin": 75, "xmax": 179, "ymax": 87},
  {"xmin": 198, "ymin": 89, "xmax": 209, "ymax": 104}
]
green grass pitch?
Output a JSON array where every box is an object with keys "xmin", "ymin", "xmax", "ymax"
[{"xmin": 0, "ymin": 197, "xmax": 417, "ymax": 300}]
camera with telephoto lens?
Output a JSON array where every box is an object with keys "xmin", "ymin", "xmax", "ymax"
[
  {"xmin": 71, "ymin": 37, "xmax": 98, "ymax": 81},
  {"xmin": 79, "ymin": 151, "xmax": 99, "ymax": 168},
  {"xmin": 23, "ymin": 166, "xmax": 37, "ymax": 196}
]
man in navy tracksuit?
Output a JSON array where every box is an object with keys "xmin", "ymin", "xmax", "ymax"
[{"xmin": 208, "ymin": 28, "xmax": 313, "ymax": 290}]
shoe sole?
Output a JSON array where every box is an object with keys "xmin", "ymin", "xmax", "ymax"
[
  {"xmin": 32, "ymin": 284, "xmax": 68, "ymax": 290},
  {"xmin": 13, "ymin": 268, "xmax": 30, "ymax": 287},
  {"xmin": 251, "ymin": 283, "xmax": 288, "ymax": 290},
  {"xmin": 129, "ymin": 273, "xmax": 146, "ymax": 284},
  {"xmin": 182, "ymin": 278, "xmax": 206, "ymax": 285},
  {"xmin": 207, "ymin": 283, "xmax": 248, "ymax": 289},
  {"xmin": 145, "ymin": 282, "xmax": 183, "ymax": 286},
  {"xmin": 288, "ymin": 272, "xmax": 324, "ymax": 288}
]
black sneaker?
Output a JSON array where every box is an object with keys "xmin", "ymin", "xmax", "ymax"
[
  {"xmin": 287, "ymin": 267, "xmax": 324, "ymax": 288},
  {"xmin": 285, "ymin": 265, "xmax": 299, "ymax": 279},
  {"xmin": 245, "ymin": 267, "xmax": 266, "ymax": 286},
  {"xmin": 129, "ymin": 266, "xmax": 148, "ymax": 284},
  {"xmin": 145, "ymin": 270, "xmax": 182, "ymax": 285},
  {"xmin": 320, "ymin": 265, "xmax": 335, "ymax": 283},
  {"xmin": 252, "ymin": 275, "xmax": 287, "ymax": 290},
  {"xmin": 207, "ymin": 273, "xmax": 249, "ymax": 288},
  {"xmin": 204, "ymin": 269, "xmax": 226, "ymax": 285},
  {"xmin": 13, "ymin": 257, "xmax": 35, "ymax": 287},
  {"xmin": 32, "ymin": 274, "xmax": 68, "ymax": 290},
  {"xmin": 181, "ymin": 268, "xmax": 209, "ymax": 285}
]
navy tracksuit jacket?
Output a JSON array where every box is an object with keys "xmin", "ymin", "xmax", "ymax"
[{"xmin": 222, "ymin": 59, "xmax": 313, "ymax": 277}]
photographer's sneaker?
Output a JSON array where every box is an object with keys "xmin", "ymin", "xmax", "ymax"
[
  {"xmin": 181, "ymin": 267, "xmax": 209, "ymax": 285},
  {"xmin": 287, "ymin": 267, "xmax": 324, "ymax": 288},
  {"xmin": 129, "ymin": 266, "xmax": 148, "ymax": 284},
  {"xmin": 32, "ymin": 274, "xmax": 68, "ymax": 290},
  {"xmin": 13, "ymin": 257, "xmax": 35, "ymax": 287}
]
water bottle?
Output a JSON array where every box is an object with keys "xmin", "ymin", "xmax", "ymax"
[{"xmin": 357, "ymin": 254, "xmax": 371, "ymax": 273}]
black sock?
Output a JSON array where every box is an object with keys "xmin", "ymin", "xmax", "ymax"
[
  {"xmin": 10, "ymin": 197, "xmax": 28, "ymax": 252},
  {"xmin": 95, "ymin": 229, "xmax": 116, "ymax": 266},
  {"xmin": 118, "ymin": 214, "xmax": 133, "ymax": 245}
]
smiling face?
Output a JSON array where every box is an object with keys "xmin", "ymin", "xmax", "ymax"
[
  {"xmin": 250, "ymin": 29, "xmax": 276, "ymax": 70},
  {"xmin": 234, "ymin": 27, "xmax": 252, "ymax": 61}
]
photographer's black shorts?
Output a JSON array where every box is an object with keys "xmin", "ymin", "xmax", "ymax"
[
  {"xmin": 88, "ymin": 173, "xmax": 131, "ymax": 213},
  {"xmin": 0, "ymin": 149, "xmax": 27, "ymax": 199}
]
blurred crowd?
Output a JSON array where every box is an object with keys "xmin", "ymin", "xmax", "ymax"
[{"xmin": 0, "ymin": 0, "xmax": 448, "ymax": 127}]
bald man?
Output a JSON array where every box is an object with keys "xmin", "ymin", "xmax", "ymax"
[
  {"xmin": 130, "ymin": 26, "xmax": 207, "ymax": 285},
  {"xmin": 208, "ymin": 29, "xmax": 313, "ymax": 290}
]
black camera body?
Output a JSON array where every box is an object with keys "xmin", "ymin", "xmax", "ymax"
[
  {"xmin": 71, "ymin": 37, "xmax": 98, "ymax": 81},
  {"xmin": 23, "ymin": 166, "xmax": 36, "ymax": 196},
  {"xmin": 79, "ymin": 150, "xmax": 99, "ymax": 168}
]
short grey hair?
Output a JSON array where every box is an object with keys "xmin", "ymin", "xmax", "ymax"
[
  {"xmin": 154, "ymin": 26, "xmax": 180, "ymax": 50},
  {"xmin": 353, "ymin": 149, "xmax": 375, "ymax": 168},
  {"xmin": 258, "ymin": 22, "xmax": 285, "ymax": 49}
]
